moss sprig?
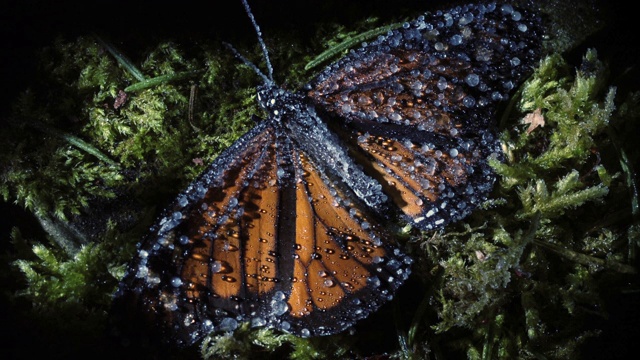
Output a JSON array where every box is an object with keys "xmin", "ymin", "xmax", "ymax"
[
  {"xmin": 9, "ymin": 226, "xmax": 117, "ymax": 347},
  {"xmin": 200, "ymin": 325, "xmax": 351, "ymax": 360}
]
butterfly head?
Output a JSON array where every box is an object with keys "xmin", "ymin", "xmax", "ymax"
[{"xmin": 256, "ymin": 84, "xmax": 304, "ymax": 121}]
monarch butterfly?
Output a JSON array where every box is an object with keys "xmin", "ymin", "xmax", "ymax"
[{"xmin": 111, "ymin": 0, "xmax": 542, "ymax": 348}]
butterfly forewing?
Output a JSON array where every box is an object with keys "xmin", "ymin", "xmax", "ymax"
[
  {"xmin": 112, "ymin": 121, "xmax": 280, "ymax": 345},
  {"xmin": 180, "ymin": 123, "xmax": 281, "ymax": 303},
  {"xmin": 307, "ymin": 3, "xmax": 541, "ymax": 229}
]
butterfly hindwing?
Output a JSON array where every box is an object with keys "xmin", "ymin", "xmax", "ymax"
[
  {"xmin": 307, "ymin": 3, "xmax": 541, "ymax": 229},
  {"xmin": 280, "ymin": 145, "xmax": 410, "ymax": 336}
]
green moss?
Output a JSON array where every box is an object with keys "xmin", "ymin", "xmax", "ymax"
[
  {"xmin": 8, "ymin": 226, "xmax": 117, "ymax": 349},
  {"xmin": 199, "ymin": 325, "xmax": 351, "ymax": 360}
]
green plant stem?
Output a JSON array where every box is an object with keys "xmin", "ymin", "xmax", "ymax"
[
  {"xmin": 606, "ymin": 127, "xmax": 639, "ymax": 218},
  {"xmin": 124, "ymin": 70, "xmax": 202, "ymax": 93},
  {"xmin": 533, "ymin": 239, "xmax": 636, "ymax": 274},
  {"xmin": 28, "ymin": 121, "xmax": 120, "ymax": 167},
  {"xmin": 95, "ymin": 35, "xmax": 146, "ymax": 82},
  {"xmin": 304, "ymin": 22, "xmax": 402, "ymax": 71},
  {"xmin": 32, "ymin": 200, "xmax": 88, "ymax": 256},
  {"xmin": 407, "ymin": 293, "xmax": 429, "ymax": 350}
]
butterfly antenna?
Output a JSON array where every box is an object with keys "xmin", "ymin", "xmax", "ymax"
[
  {"xmin": 223, "ymin": 42, "xmax": 273, "ymax": 85},
  {"xmin": 241, "ymin": 0, "xmax": 274, "ymax": 83}
]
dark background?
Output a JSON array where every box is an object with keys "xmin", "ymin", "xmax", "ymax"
[{"xmin": 1, "ymin": 1, "xmax": 638, "ymax": 359}]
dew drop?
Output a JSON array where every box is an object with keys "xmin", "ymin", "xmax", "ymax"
[
  {"xmin": 503, "ymin": 80, "xmax": 514, "ymax": 90},
  {"xmin": 251, "ymin": 317, "xmax": 267, "ymax": 328},
  {"xmin": 183, "ymin": 313, "xmax": 195, "ymax": 327},
  {"xmin": 465, "ymin": 73, "xmax": 480, "ymax": 87},
  {"xmin": 389, "ymin": 112, "xmax": 402, "ymax": 121},
  {"xmin": 501, "ymin": 4, "xmax": 514, "ymax": 15},
  {"xmin": 196, "ymin": 184, "xmax": 207, "ymax": 198},
  {"xmin": 279, "ymin": 321, "xmax": 291, "ymax": 331},
  {"xmin": 136, "ymin": 265, "xmax": 149, "ymax": 278},
  {"xmin": 462, "ymin": 96, "xmax": 476, "ymax": 107},
  {"xmin": 211, "ymin": 260, "xmax": 224, "ymax": 273},
  {"xmin": 463, "ymin": 12, "xmax": 476, "ymax": 24},
  {"xmin": 437, "ymin": 77, "xmax": 448, "ymax": 90},
  {"xmin": 367, "ymin": 276, "xmax": 381, "ymax": 288},
  {"xmin": 171, "ymin": 277, "xmax": 183, "ymax": 287},
  {"xmin": 178, "ymin": 195, "xmax": 188, "ymax": 208},
  {"xmin": 511, "ymin": 11, "xmax": 522, "ymax": 21},
  {"xmin": 219, "ymin": 317, "xmax": 238, "ymax": 332},
  {"xmin": 157, "ymin": 235, "xmax": 171, "ymax": 247},
  {"xmin": 357, "ymin": 94, "xmax": 372, "ymax": 105}
]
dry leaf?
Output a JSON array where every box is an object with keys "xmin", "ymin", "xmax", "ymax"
[{"xmin": 522, "ymin": 108, "xmax": 545, "ymax": 134}]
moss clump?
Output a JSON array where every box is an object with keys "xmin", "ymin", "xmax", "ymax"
[{"xmin": 200, "ymin": 325, "xmax": 352, "ymax": 360}]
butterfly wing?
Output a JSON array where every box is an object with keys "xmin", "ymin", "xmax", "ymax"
[
  {"xmin": 307, "ymin": 3, "xmax": 542, "ymax": 229},
  {"xmin": 112, "ymin": 118, "xmax": 411, "ymax": 346}
]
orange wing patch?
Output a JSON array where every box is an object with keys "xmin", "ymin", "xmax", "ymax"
[
  {"xmin": 288, "ymin": 152, "xmax": 387, "ymax": 315},
  {"xmin": 180, "ymin": 130, "xmax": 279, "ymax": 303}
]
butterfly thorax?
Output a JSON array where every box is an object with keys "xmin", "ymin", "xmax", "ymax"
[
  {"xmin": 256, "ymin": 84, "xmax": 309, "ymax": 123},
  {"xmin": 255, "ymin": 83, "xmax": 390, "ymax": 210}
]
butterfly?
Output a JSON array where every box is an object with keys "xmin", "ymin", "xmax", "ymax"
[{"xmin": 111, "ymin": 0, "xmax": 542, "ymax": 348}]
